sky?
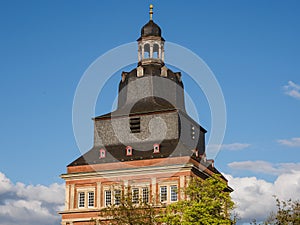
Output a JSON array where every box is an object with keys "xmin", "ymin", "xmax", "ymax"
[{"xmin": 0, "ymin": 0, "xmax": 300, "ymax": 224}]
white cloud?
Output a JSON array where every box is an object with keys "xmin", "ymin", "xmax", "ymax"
[
  {"xmin": 207, "ymin": 143, "xmax": 250, "ymax": 156},
  {"xmin": 0, "ymin": 172, "xmax": 64, "ymax": 225},
  {"xmin": 283, "ymin": 81, "xmax": 300, "ymax": 100},
  {"xmin": 228, "ymin": 160, "xmax": 300, "ymax": 175},
  {"xmin": 225, "ymin": 170, "xmax": 300, "ymax": 224},
  {"xmin": 220, "ymin": 143, "xmax": 251, "ymax": 151},
  {"xmin": 0, "ymin": 172, "xmax": 13, "ymax": 195},
  {"xmin": 277, "ymin": 137, "xmax": 300, "ymax": 147}
]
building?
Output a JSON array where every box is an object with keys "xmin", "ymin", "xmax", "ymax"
[{"xmin": 60, "ymin": 5, "xmax": 230, "ymax": 225}]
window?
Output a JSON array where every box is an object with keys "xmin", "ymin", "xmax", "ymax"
[
  {"xmin": 88, "ymin": 192, "xmax": 94, "ymax": 207},
  {"xmin": 78, "ymin": 192, "xmax": 85, "ymax": 208},
  {"xmin": 142, "ymin": 187, "xmax": 149, "ymax": 203},
  {"xmin": 114, "ymin": 190, "xmax": 121, "ymax": 205},
  {"xmin": 132, "ymin": 188, "xmax": 139, "ymax": 204},
  {"xmin": 153, "ymin": 144, "xmax": 160, "ymax": 153},
  {"xmin": 99, "ymin": 149, "xmax": 106, "ymax": 159},
  {"xmin": 153, "ymin": 43, "xmax": 159, "ymax": 58},
  {"xmin": 170, "ymin": 185, "xmax": 178, "ymax": 202},
  {"xmin": 144, "ymin": 44, "xmax": 150, "ymax": 58},
  {"xmin": 160, "ymin": 186, "xmax": 167, "ymax": 202},
  {"xmin": 130, "ymin": 117, "xmax": 140, "ymax": 133},
  {"xmin": 126, "ymin": 146, "xmax": 133, "ymax": 156},
  {"xmin": 105, "ymin": 190, "xmax": 112, "ymax": 206}
]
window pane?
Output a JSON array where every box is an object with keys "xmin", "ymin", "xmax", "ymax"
[
  {"xmin": 78, "ymin": 192, "xmax": 85, "ymax": 208},
  {"xmin": 132, "ymin": 188, "xmax": 139, "ymax": 204},
  {"xmin": 170, "ymin": 185, "xmax": 178, "ymax": 202},
  {"xmin": 160, "ymin": 186, "xmax": 167, "ymax": 202},
  {"xmin": 88, "ymin": 192, "xmax": 94, "ymax": 207},
  {"xmin": 142, "ymin": 187, "xmax": 149, "ymax": 203},
  {"xmin": 114, "ymin": 190, "xmax": 121, "ymax": 205},
  {"xmin": 105, "ymin": 190, "xmax": 112, "ymax": 206}
]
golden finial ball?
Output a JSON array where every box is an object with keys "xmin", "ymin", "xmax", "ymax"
[{"xmin": 150, "ymin": 4, "xmax": 153, "ymax": 9}]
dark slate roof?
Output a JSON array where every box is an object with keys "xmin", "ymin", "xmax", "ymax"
[
  {"xmin": 68, "ymin": 139, "xmax": 198, "ymax": 167},
  {"xmin": 95, "ymin": 98, "xmax": 176, "ymax": 120},
  {"xmin": 120, "ymin": 64, "xmax": 183, "ymax": 87},
  {"xmin": 141, "ymin": 20, "xmax": 162, "ymax": 37}
]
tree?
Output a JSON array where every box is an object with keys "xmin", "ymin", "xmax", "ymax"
[
  {"xmin": 159, "ymin": 175, "xmax": 236, "ymax": 225},
  {"xmin": 98, "ymin": 187, "xmax": 157, "ymax": 225},
  {"xmin": 96, "ymin": 175, "xmax": 235, "ymax": 225},
  {"xmin": 250, "ymin": 197, "xmax": 300, "ymax": 225}
]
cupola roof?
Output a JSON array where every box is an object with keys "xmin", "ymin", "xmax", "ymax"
[{"xmin": 141, "ymin": 20, "xmax": 161, "ymax": 37}]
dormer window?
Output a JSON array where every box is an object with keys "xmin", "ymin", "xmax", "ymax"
[
  {"xmin": 126, "ymin": 146, "xmax": 133, "ymax": 156},
  {"xmin": 99, "ymin": 149, "xmax": 106, "ymax": 159},
  {"xmin": 153, "ymin": 144, "xmax": 160, "ymax": 153}
]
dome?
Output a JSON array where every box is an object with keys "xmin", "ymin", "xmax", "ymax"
[{"xmin": 141, "ymin": 20, "xmax": 162, "ymax": 37}]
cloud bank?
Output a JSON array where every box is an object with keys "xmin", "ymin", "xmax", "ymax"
[
  {"xmin": 226, "ymin": 161, "xmax": 300, "ymax": 224},
  {"xmin": 1, "ymin": 163, "xmax": 300, "ymax": 225},
  {"xmin": 0, "ymin": 172, "xmax": 64, "ymax": 225},
  {"xmin": 228, "ymin": 160, "xmax": 300, "ymax": 175}
]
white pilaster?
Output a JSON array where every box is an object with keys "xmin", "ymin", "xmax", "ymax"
[
  {"xmin": 151, "ymin": 177, "xmax": 156, "ymax": 204},
  {"xmin": 70, "ymin": 184, "xmax": 75, "ymax": 209},
  {"xmin": 97, "ymin": 182, "xmax": 101, "ymax": 208},
  {"xmin": 180, "ymin": 175, "xmax": 185, "ymax": 200},
  {"xmin": 65, "ymin": 184, "xmax": 70, "ymax": 210}
]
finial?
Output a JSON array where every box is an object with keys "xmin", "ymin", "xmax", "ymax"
[{"xmin": 149, "ymin": 4, "xmax": 153, "ymax": 20}]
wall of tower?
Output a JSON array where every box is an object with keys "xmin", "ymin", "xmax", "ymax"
[{"xmin": 94, "ymin": 111, "xmax": 179, "ymax": 147}]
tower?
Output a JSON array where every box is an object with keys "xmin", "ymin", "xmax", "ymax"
[{"xmin": 60, "ymin": 5, "xmax": 230, "ymax": 225}]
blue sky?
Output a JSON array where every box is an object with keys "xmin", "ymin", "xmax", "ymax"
[{"xmin": 0, "ymin": 1, "xmax": 300, "ymax": 224}]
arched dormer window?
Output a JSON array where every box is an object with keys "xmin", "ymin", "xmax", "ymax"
[
  {"xmin": 126, "ymin": 146, "xmax": 133, "ymax": 156},
  {"xmin": 99, "ymin": 149, "xmax": 106, "ymax": 159},
  {"xmin": 153, "ymin": 144, "xmax": 160, "ymax": 153}
]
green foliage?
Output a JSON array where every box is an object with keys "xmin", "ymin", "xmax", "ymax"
[
  {"xmin": 159, "ymin": 175, "xmax": 236, "ymax": 225},
  {"xmin": 98, "ymin": 187, "xmax": 156, "ymax": 225},
  {"xmin": 250, "ymin": 197, "xmax": 300, "ymax": 225}
]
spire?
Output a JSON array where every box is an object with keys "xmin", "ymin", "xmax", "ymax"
[{"xmin": 149, "ymin": 4, "xmax": 153, "ymax": 20}]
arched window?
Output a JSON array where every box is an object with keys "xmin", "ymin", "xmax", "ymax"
[
  {"xmin": 153, "ymin": 43, "xmax": 159, "ymax": 58},
  {"xmin": 144, "ymin": 43, "xmax": 150, "ymax": 58}
]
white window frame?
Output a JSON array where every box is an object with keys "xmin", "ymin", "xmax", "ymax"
[
  {"xmin": 132, "ymin": 188, "xmax": 139, "ymax": 204},
  {"xmin": 77, "ymin": 188, "xmax": 95, "ymax": 209},
  {"xmin": 160, "ymin": 186, "xmax": 167, "ymax": 203},
  {"xmin": 105, "ymin": 190, "xmax": 112, "ymax": 206},
  {"xmin": 114, "ymin": 189, "xmax": 121, "ymax": 205},
  {"xmin": 88, "ymin": 191, "xmax": 94, "ymax": 208},
  {"xmin": 142, "ymin": 187, "xmax": 149, "ymax": 203},
  {"xmin": 159, "ymin": 184, "xmax": 178, "ymax": 204},
  {"xmin": 78, "ymin": 192, "xmax": 85, "ymax": 208},
  {"xmin": 170, "ymin": 185, "xmax": 178, "ymax": 202}
]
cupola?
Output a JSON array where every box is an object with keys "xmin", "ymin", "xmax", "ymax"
[{"xmin": 137, "ymin": 4, "xmax": 165, "ymax": 66}]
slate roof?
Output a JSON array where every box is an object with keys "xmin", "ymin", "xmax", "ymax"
[{"xmin": 69, "ymin": 139, "xmax": 194, "ymax": 167}]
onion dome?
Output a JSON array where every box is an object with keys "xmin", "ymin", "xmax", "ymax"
[{"xmin": 141, "ymin": 20, "xmax": 162, "ymax": 37}]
